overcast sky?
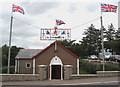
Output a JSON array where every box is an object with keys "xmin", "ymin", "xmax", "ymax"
[{"xmin": 0, "ymin": 0, "xmax": 120, "ymax": 49}]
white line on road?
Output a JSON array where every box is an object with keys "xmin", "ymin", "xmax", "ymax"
[{"xmin": 58, "ymin": 81, "xmax": 118, "ymax": 85}]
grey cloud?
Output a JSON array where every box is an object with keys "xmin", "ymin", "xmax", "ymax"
[
  {"xmin": 67, "ymin": 3, "xmax": 77, "ymax": 13},
  {"xmin": 2, "ymin": 13, "xmax": 10, "ymax": 24},
  {"xmin": 1, "ymin": 1, "xmax": 59, "ymax": 48},
  {"xmin": 12, "ymin": 36, "xmax": 53, "ymax": 49},
  {"xmin": 2, "ymin": 13, "xmax": 11, "ymax": 46},
  {"xmin": 21, "ymin": 2, "xmax": 59, "ymax": 15},
  {"xmin": 85, "ymin": 3, "xmax": 99, "ymax": 12},
  {"xmin": 1, "ymin": 12, "xmax": 38, "ymax": 47}
]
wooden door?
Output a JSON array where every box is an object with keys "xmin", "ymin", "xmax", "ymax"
[{"xmin": 52, "ymin": 65, "xmax": 61, "ymax": 79}]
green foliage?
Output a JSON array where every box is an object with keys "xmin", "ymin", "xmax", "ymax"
[
  {"xmin": 1, "ymin": 23, "xmax": 119, "ymax": 74},
  {"xmin": 80, "ymin": 60, "xmax": 97, "ymax": 74},
  {"xmin": 104, "ymin": 40, "xmax": 120, "ymax": 54},
  {"xmin": 1, "ymin": 44, "xmax": 24, "ymax": 73},
  {"xmin": 81, "ymin": 24, "xmax": 101, "ymax": 57},
  {"xmin": 105, "ymin": 63, "xmax": 119, "ymax": 71},
  {"xmin": 2, "ymin": 66, "xmax": 15, "ymax": 74},
  {"xmin": 58, "ymin": 24, "xmax": 120, "ymax": 58},
  {"xmin": 79, "ymin": 68, "xmax": 89, "ymax": 74},
  {"xmin": 2, "ymin": 44, "xmax": 24, "ymax": 67},
  {"xmin": 80, "ymin": 60, "xmax": 119, "ymax": 74},
  {"xmin": 105, "ymin": 23, "xmax": 116, "ymax": 41},
  {"xmin": 115, "ymin": 29, "xmax": 120, "ymax": 40},
  {"xmin": 2, "ymin": 44, "xmax": 9, "ymax": 67},
  {"xmin": 58, "ymin": 40, "xmax": 86, "ymax": 58},
  {"xmin": 104, "ymin": 24, "xmax": 120, "ymax": 53},
  {"xmin": 10, "ymin": 46, "xmax": 23, "ymax": 66}
]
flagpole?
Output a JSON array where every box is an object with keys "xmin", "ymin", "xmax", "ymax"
[
  {"xmin": 100, "ymin": 3, "xmax": 105, "ymax": 71},
  {"xmin": 54, "ymin": 19, "xmax": 57, "ymax": 42},
  {"xmin": 7, "ymin": 4, "xmax": 25, "ymax": 74},
  {"xmin": 7, "ymin": 11, "xmax": 13, "ymax": 74}
]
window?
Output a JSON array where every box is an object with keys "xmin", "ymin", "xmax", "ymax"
[{"xmin": 26, "ymin": 63, "xmax": 31, "ymax": 68}]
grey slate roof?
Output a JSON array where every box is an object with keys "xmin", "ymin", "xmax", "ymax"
[{"xmin": 15, "ymin": 49, "xmax": 43, "ymax": 59}]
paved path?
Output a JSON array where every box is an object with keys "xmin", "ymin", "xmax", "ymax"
[{"xmin": 2, "ymin": 77, "xmax": 119, "ymax": 87}]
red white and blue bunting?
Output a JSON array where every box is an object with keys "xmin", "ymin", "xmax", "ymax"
[{"xmin": 40, "ymin": 28, "xmax": 71, "ymax": 41}]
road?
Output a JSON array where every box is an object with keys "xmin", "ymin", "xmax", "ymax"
[{"xmin": 1, "ymin": 77, "xmax": 120, "ymax": 87}]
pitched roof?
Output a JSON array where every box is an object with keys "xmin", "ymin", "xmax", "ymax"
[
  {"xmin": 32, "ymin": 41, "xmax": 79, "ymax": 59},
  {"xmin": 15, "ymin": 41, "xmax": 79, "ymax": 59},
  {"xmin": 15, "ymin": 49, "xmax": 42, "ymax": 59}
]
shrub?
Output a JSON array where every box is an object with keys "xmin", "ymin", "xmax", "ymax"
[
  {"xmin": 2, "ymin": 66, "xmax": 15, "ymax": 74},
  {"xmin": 105, "ymin": 63, "xmax": 119, "ymax": 71},
  {"xmin": 80, "ymin": 60, "xmax": 119, "ymax": 74}
]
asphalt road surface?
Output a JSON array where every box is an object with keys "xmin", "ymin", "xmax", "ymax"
[{"xmin": 2, "ymin": 77, "xmax": 120, "ymax": 87}]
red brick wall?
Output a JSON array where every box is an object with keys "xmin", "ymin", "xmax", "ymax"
[{"xmin": 35, "ymin": 43, "xmax": 77, "ymax": 78}]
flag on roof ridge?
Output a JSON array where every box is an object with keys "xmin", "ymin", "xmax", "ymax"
[
  {"xmin": 101, "ymin": 3, "xmax": 117, "ymax": 13},
  {"xmin": 56, "ymin": 19, "xmax": 65, "ymax": 26},
  {"xmin": 12, "ymin": 4, "xmax": 25, "ymax": 15}
]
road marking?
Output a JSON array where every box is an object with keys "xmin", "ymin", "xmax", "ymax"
[{"xmin": 58, "ymin": 81, "xmax": 118, "ymax": 85}]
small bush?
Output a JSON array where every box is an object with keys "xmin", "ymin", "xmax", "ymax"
[
  {"xmin": 2, "ymin": 66, "xmax": 15, "ymax": 74},
  {"xmin": 105, "ymin": 63, "xmax": 119, "ymax": 71}
]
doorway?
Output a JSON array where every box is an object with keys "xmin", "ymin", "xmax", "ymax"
[
  {"xmin": 49, "ymin": 56, "xmax": 63, "ymax": 80},
  {"xmin": 52, "ymin": 65, "xmax": 61, "ymax": 79}
]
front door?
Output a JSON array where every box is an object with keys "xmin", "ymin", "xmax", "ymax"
[{"xmin": 52, "ymin": 65, "xmax": 61, "ymax": 79}]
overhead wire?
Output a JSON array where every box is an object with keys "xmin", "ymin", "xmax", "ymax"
[
  {"xmin": 12, "ymin": 16, "xmax": 101, "ymax": 48},
  {"xmin": 71, "ymin": 17, "xmax": 100, "ymax": 29},
  {"xmin": 13, "ymin": 17, "xmax": 41, "ymax": 29},
  {"xmin": 13, "ymin": 16, "xmax": 101, "ymax": 30}
]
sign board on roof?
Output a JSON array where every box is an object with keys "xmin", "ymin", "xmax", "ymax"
[{"xmin": 40, "ymin": 28, "xmax": 71, "ymax": 40}]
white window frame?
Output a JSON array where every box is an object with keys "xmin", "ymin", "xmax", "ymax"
[{"xmin": 26, "ymin": 62, "xmax": 31, "ymax": 68}]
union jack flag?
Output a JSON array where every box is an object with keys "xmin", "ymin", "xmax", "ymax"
[
  {"xmin": 12, "ymin": 4, "xmax": 25, "ymax": 15},
  {"xmin": 56, "ymin": 19, "xmax": 65, "ymax": 25},
  {"xmin": 101, "ymin": 3, "xmax": 117, "ymax": 13}
]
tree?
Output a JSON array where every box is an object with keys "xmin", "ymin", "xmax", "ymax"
[
  {"xmin": 2, "ymin": 44, "xmax": 9, "ymax": 67},
  {"xmin": 57, "ymin": 40, "xmax": 75, "ymax": 50},
  {"xmin": 58, "ymin": 40, "xmax": 86, "ymax": 58},
  {"xmin": 58, "ymin": 23, "xmax": 120, "ymax": 58},
  {"xmin": 104, "ymin": 40, "xmax": 120, "ymax": 54},
  {"xmin": 81, "ymin": 24, "xmax": 101, "ymax": 57},
  {"xmin": 115, "ymin": 29, "xmax": 120, "ymax": 40},
  {"xmin": 10, "ymin": 46, "xmax": 23, "ymax": 66},
  {"xmin": 2, "ymin": 44, "xmax": 24, "ymax": 67},
  {"xmin": 2, "ymin": 44, "xmax": 24, "ymax": 73},
  {"xmin": 104, "ymin": 23, "xmax": 116, "ymax": 53},
  {"xmin": 105, "ymin": 23, "xmax": 116, "ymax": 41}
]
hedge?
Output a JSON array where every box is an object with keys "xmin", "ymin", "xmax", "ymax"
[
  {"xmin": 80, "ymin": 60, "xmax": 119, "ymax": 74},
  {"xmin": 2, "ymin": 66, "xmax": 15, "ymax": 74}
]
